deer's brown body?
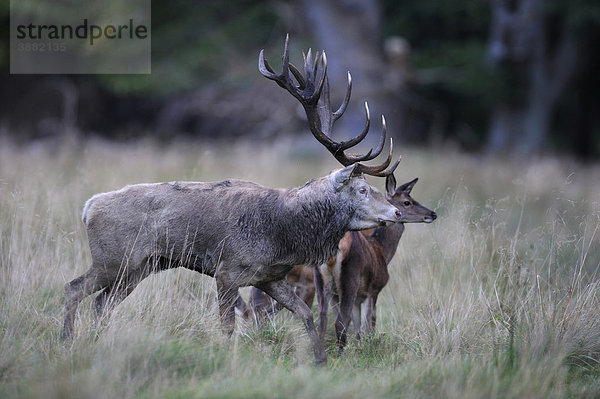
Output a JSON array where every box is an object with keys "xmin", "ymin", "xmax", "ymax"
[{"xmin": 316, "ymin": 176, "xmax": 436, "ymax": 349}]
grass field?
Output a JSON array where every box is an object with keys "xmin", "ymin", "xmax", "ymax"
[{"xmin": 1, "ymin": 138, "xmax": 599, "ymax": 398}]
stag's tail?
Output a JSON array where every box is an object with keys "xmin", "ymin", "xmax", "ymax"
[{"xmin": 82, "ymin": 194, "xmax": 101, "ymax": 225}]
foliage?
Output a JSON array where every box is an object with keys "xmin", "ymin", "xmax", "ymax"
[
  {"xmin": 1, "ymin": 140, "xmax": 599, "ymax": 398},
  {"xmin": 382, "ymin": 0, "xmax": 494, "ymax": 146}
]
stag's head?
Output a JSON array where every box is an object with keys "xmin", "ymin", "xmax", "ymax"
[
  {"xmin": 385, "ymin": 175, "xmax": 437, "ymax": 224},
  {"xmin": 329, "ymin": 164, "xmax": 402, "ymax": 230}
]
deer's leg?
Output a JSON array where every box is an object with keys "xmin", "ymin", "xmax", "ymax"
[
  {"xmin": 248, "ymin": 287, "xmax": 275, "ymax": 320},
  {"xmin": 360, "ymin": 299, "xmax": 370, "ymax": 335},
  {"xmin": 334, "ymin": 294, "xmax": 355, "ymax": 352},
  {"xmin": 361, "ymin": 295, "xmax": 376, "ymax": 335},
  {"xmin": 216, "ymin": 272, "xmax": 238, "ymax": 337},
  {"xmin": 352, "ymin": 301, "xmax": 362, "ymax": 340},
  {"xmin": 235, "ymin": 292, "xmax": 251, "ymax": 321},
  {"xmin": 93, "ymin": 287, "xmax": 110, "ymax": 322},
  {"xmin": 367, "ymin": 294, "xmax": 379, "ymax": 333},
  {"xmin": 249, "ymin": 287, "xmax": 266, "ymax": 312},
  {"xmin": 314, "ymin": 265, "xmax": 331, "ymax": 341},
  {"xmin": 258, "ymin": 279, "xmax": 327, "ymax": 366},
  {"xmin": 295, "ymin": 268, "xmax": 316, "ymax": 309},
  {"xmin": 301, "ymin": 281, "xmax": 316, "ymax": 309},
  {"xmin": 63, "ymin": 266, "xmax": 110, "ymax": 341},
  {"xmin": 334, "ymin": 269, "xmax": 359, "ymax": 352},
  {"xmin": 93, "ymin": 265, "xmax": 151, "ymax": 326}
]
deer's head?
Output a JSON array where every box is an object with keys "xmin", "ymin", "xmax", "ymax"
[
  {"xmin": 329, "ymin": 164, "xmax": 402, "ymax": 230},
  {"xmin": 385, "ymin": 175, "xmax": 437, "ymax": 224}
]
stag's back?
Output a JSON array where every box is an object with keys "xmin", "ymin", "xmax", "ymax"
[{"xmin": 82, "ymin": 180, "xmax": 283, "ymax": 271}]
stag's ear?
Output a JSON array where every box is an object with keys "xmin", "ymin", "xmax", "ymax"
[
  {"xmin": 330, "ymin": 164, "xmax": 359, "ymax": 191},
  {"xmin": 385, "ymin": 174, "xmax": 397, "ymax": 198},
  {"xmin": 398, "ymin": 178, "xmax": 418, "ymax": 194}
]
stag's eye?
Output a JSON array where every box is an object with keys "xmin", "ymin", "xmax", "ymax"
[{"xmin": 403, "ymin": 201, "xmax": 411, "ymax": 206}]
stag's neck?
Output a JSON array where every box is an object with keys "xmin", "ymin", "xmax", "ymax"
[
  {"xmin": 371, "ymin": 222, "xmax": 405, "ymax": 264},
  {"xmin": 279, "ymin": 183, "xmax": 351, "ymax": 265}
]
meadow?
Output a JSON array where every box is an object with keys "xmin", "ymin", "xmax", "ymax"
[{"xmin": 1, "ymin": 138, "xmax": 599, "ymax": 398}]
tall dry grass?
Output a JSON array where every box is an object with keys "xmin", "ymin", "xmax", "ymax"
[{"xmin": 1, "ymin": 138, "xmax": 599, "ymax": 398}]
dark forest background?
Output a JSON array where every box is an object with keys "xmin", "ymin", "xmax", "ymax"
[{"xmin": 1, "ymin": 0, "xmax": 599, "ymax": 158}]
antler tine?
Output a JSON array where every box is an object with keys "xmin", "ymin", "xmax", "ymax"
[
  {"xmin": 289, "ymin": 63, "xmax": 306, "ymax": 89},
  {"xmin": 303, "ymin": 48, "xmax": 316, "ymax": 92},
  {"xmin": 371, "ymin": 153, "xmax": 402, "ymax": 177},
  {"xmin": 357, "ymin": 112, "xmax": 387, "ymax": 162},
  {"xmin": 313, "ymin": 51, "xmax": 328, "ymax": 103},
  {"xmin": 281, "ymin": 33, "xmax": 290, "ymax": 77},
  {"xmin": 332, "ymin": 72, "xmax": 352, "ymax": 122},
  {"xmin": 339, "ymin": 101, "xmax": 370, "ymax": 151},
  {"xmin": 259, "ymin": 35, "xmax": 301, "ymax": 99},
  {"xmin": 336, "ymin": 107, "xmax": 389, "ymax": 167},
  {"xmin": 258, "ymin": 50, "xmax": 276, "ymax": 77},
  {"xmin": 355, "ymin": 118, "xmax": 399, "ymax": 176},
  {"xmin": 302, "ymin": 49, "xmax": 327, "ymax": 105}
]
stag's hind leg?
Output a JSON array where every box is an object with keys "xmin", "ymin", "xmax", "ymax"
[
  {"xmin": 93, "ymin": 265, "xmax": 152, "ymax": 326},
  {"xmin": 63, "ymin": 266, "xmax": 111, "ymax": 341},
  {"xmin": 258, "ymin": 279, "xmax": 327, "ymax": 366},
  {"xmin": 216, "ymin": 272, "xmax": 240, "ymax": 337}
]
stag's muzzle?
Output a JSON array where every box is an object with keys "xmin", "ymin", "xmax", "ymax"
[{"xmin": 377, "ymin": 208, "xmax": 402, "ymax": 226}]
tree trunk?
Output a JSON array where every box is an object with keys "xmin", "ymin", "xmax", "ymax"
[{"xmin": 486, "ymin": 0, "xmax": 579, "ymax": 154}]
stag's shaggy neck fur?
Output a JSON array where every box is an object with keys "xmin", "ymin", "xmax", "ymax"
[{"xmin": 276, "ymin": 181, "xmax": 355, "ymax": 266}]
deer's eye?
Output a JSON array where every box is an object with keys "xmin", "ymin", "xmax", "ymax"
[{"xmin": 403, "ymin": 201, "xmax": 411, "ymax": 206}]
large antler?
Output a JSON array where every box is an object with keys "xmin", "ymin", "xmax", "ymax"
[{"xmin": 259, "ymin": 35, "xmax": 400, "ymax": 177}]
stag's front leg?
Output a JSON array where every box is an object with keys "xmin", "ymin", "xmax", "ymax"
[
  {"xmin": 258, "ymin": 279, "xmax": 327, "ymax": 366},
  {"xmin": 216, "ymin": 272, "xmax": 238, "ymax": 337}
]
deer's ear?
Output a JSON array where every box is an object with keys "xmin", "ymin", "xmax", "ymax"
[
  {"xmin": 398, "ymin": 178, "xmax": 418, "ymax": 194},
  {"xmin": 385, "ymin": 174, "xmax": 397, "ymax": 197},
  {"xmin": 330, "ymin": 164, "xmax": 359, "ymax": 191}
]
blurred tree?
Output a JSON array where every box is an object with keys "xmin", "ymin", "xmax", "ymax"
[
  {"xmin": 487, "ymin": 0, "xmax": 600, "ymax": 155},
  {"xmin": 382, "ymin": 0, "xmax": 494, "ymax": 148},
  {"xmin": 300, "ymin": 0, "xmax": 440, "ymax": 146},
  {"xmin": 300, "ymin": 0, "xmax": 387, "ymax": 142}
]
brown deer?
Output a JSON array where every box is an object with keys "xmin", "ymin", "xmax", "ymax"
[
  {"xmin": 315, "ymin": 174, "xmax": 436, "ymax": 350},
  {"xmin": 63, "ymin": 36, "xmax": 401, "ymax": 365}
]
